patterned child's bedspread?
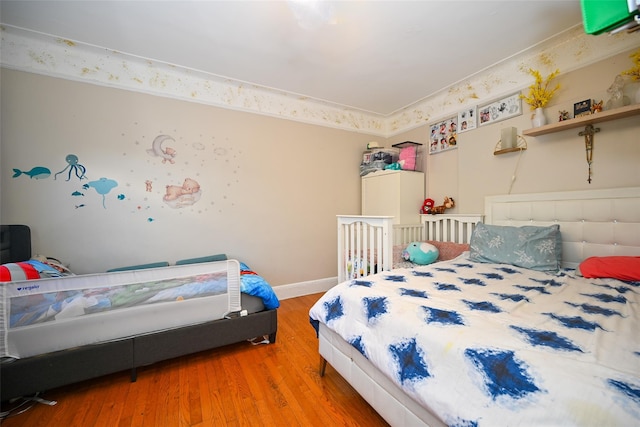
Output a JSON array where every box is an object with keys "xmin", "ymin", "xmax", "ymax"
[
  {"xmin": 309, "ymin": 253, "xmax": 640, "ymax": 426},
  {"xmin": 9, "ymin": 271, "xmax": 229, "ymax": 328}
]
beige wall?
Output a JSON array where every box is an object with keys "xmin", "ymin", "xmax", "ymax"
[
  {"xmin": 1, "ymin": 70, "xmax": 371, "ymax": 284},
  {"xmin": 392, "ymin": 48, "xmax": 640, "ymax": 214},
  {"xmin": 2, "ymin": 48, "xmax": 639, "ymax": 287}
]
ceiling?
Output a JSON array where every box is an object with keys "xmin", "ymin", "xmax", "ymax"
[{"xmin": 0, "ymin": 1, "xmax": 584, "ymax": 116}]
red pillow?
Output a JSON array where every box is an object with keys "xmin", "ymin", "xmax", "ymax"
[
  {"xmin": 0, "ymin": 262, "xmax": 41, "ymax": 282},
  {"xmin": 577, "ymin": 256, "xmax": 640, "ymax": 281}
]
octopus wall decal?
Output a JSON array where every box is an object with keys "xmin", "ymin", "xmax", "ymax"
[{"xmin": 54, "ymin": 154, "xmax": 87, "ymax": 181}]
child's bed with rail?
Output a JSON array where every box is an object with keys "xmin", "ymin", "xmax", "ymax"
[
  {"xmin": 0, "ymin": 225, "xmax": 279, "ymax": 403},
  {"xmin": 337, "ymin": 213, "xmax": 484, "ymax": 283},
  {"xmin": 317, "ymin": 187, "xmax": 640, "ymax": 427}
]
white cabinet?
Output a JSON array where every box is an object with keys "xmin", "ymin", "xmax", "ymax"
[{"xmin": 361, "ymin": 170, "xmax": 424, "ymax": 224}]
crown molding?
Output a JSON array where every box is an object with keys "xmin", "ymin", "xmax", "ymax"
[{"xmin": 1, "ymin": 25, "xmax": 638, "ymax": 138}]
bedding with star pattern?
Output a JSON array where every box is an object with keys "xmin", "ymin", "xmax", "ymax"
[{"xmin": 309, "ymin": 252, "xmax": 640, "ymax": 426}]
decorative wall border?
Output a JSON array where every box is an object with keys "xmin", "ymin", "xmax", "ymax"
[
  {"xmin": 1, "ymin": 24, "xmax": 638, "ymax": 137},
  {"xmin": 0, "ymin": 25, "xmax": 386, "ymax": 136},
  {"xmin": 386, "ymin": 26, "xmax": 640, "ymax": 135}
]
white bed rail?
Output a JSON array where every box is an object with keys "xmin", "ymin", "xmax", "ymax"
[
  {"xmin": 1, "ymin": 259, "xmax": 243, "ymax": 359},
  {"xmin": 393, "ymin": 223, "xmax": 424, "ymax": 245},
  {"xmin": 338, "ymin": 214, "xmax": 483, "ymax": 283},
  {"xmin": 421, "ymin": 214, "xmax": 483, "ymax": 243}
]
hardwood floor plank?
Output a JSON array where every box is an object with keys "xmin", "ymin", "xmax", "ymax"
[
  {"xmin": 1, "ymin": 293, "xmax": 390, "ymax": 426},
  {"xmin": 202, "ymin": 353, "xmax": 229, "ymax": 426},
  {"xmin": 94, "ymin": 378, "xmax": 127, "ymax": 427},
  {"xmin": 126, "ymin": 372, "xmax": 152, "ymax": 427},
  {"xmin": 194, "ymin": 362, "xmax": 214, "ymax": 423},
  {"xmin": 117, "ymin": 375, "xmax": 140, "ymax": 427}
]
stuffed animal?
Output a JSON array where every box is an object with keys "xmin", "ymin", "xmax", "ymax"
[
  {"xmin": 591, "ymin": 99, "xmax": 603, "ymax": 113},
  {"xmin": 431, "ymin": 196, "xmax": 455, "ymax": 215},
  {"xmin": 421, "ymin": 198, "xmax": 434, "ymax": 214},
  {"xmin": 402, "ymin": 242, "xmax": 439, "ymax": 265}
]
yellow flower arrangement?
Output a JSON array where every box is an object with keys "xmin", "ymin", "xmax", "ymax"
[
  {"xmin": 621, "ymin": 49, "xmax": 640, "ymax": 81},
  {"xmin": 520, "ymin": 68, "xmax": 560, "ymax": 110}
]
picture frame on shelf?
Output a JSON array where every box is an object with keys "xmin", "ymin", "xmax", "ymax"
[
  {"xmin": 457, "ymin": 107, "xmax": 477, "ymax": 133},
  {"xmin": 479, "ymin": 92, "xmax": 522, "ymax": 126},
  {"xmin": 574, "ymin": 99, "xmax": 592, "ymax": 117},
  {"xmin": 429, "ymin": 117, "xmax": 458, "ymax": 155}
]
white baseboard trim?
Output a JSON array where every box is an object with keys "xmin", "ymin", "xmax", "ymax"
[{"xmin": 274, "ymin": 277, "xmax": 337, "ymax": 300}]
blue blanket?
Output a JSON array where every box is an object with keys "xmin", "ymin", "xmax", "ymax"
[{"xmin": 240, "ymin": 262, "xmax": 279, "ymax": 310}]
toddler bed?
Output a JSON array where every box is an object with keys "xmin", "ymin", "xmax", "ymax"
[
  {"xmin": 0, "ymin": 225, "xmax": 279, "ymax": 402},
  {"xmin": 337, "ymin": 213, "xmax": 483, "ymax": 283},
  {"xmin": 314, "ymin": 187, "xmax": 640, "ymax": 427}
]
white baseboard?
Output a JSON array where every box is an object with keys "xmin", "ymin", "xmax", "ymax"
[{"xmin": 274, "ymin": 277, "xmax": 337, "ymax": 300}]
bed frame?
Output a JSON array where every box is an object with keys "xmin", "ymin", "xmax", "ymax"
[
  {"xmin": 329, "ymin": 187, "xmax": 640, "ymax": 427},
  {"xmin": 2, "ymin": 307, "xmax": 277, "ymax": 401},
  {"xmin": 0, "ymin": 226, "xmax": 278, "ymax": 402}
]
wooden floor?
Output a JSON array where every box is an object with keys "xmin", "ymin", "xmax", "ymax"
[{"xmin": 1, "ymin": 293, "xmax": 389, "ymax": 427}]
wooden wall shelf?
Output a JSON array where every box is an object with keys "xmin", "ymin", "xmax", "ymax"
[
  {"xmin": 493, "ymin": 135, "xmax": 527, "ymax": 155},
  {"xmin": 522, "ymin": 103, "xmax": 640, "ymax": 136},
  {"xmin": 494, "ymin": 147, "xmax": 525, "ymax": 155}
]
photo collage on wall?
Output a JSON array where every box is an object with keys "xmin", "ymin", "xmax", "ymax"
[
  {"xmin": 479, "ymin": 92, "xmax": 522, "ymax": 126},
  {"xmin": 429, "ymin": 117, "xmax": 457, "ymax": 155},
  {"xmin": 429, "ymin": 92, "xmax": 522, "ymax": 155},
  {"xmin": 457, "ymin": 107, "xmax": 477, "ymax": 133}
]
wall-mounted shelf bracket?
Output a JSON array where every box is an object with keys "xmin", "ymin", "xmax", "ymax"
[
  {"xmin": 578, "ymin": 124, "xmax": 600, "ymax": 184},
  {"xmin": 493, "ymin": 135, "xmax": 527, "ymax": 155}
]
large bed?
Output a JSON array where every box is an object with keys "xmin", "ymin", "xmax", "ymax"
[
  {"xmin": 0, "ymin": 225, "xmax": 279, "ymax": 403},
  {"xmin": 311, "ymin": 187, "xmax": 640, "ymax": 427}
]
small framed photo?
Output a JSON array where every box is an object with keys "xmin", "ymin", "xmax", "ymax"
[
  {"xmin": 479, "ymin": 92, "xmax": 522, "ymax": 126},
  {"xmin": 429, "ymin": 117, "xmax": 458, "ymax": 155},
  {"xmin": 457, "ymin": 107, "xmax": 477, "ymax": 133},
  {"xmin": 574, "ymin": 99, "xmax": 592, "ymax": 118}
]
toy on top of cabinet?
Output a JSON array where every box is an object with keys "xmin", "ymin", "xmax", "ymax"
[{"xmin": 431, "ymin": 196, "xmax": 455, "ymax": 215}]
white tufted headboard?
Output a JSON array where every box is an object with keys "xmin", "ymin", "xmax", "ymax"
[{"xmin": 485, "ymin": 187, "xmax": 640, "ymax": 268}]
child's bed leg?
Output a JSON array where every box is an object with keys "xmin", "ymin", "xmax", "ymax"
[{"xmin": 319, "ymin": 356, "xmax": 327, "ymax": 377}]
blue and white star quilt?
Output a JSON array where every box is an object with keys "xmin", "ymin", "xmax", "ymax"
[{"xmin": 309, "ymin": 253, "xmax": 640, "ymax": 426}]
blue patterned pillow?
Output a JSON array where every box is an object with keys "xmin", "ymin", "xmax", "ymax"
[{"xmin": 469, "ymin": 223, "xmax": 562, "ymax": 272}]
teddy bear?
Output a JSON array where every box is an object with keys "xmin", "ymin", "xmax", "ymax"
[
  {"xmin": 163, "ymin": 185, "xmax": 184, "ymax": 201},
  {"xmin": 421, "ymin": 198, "xmax": 435, "ymax": 214},
  {"xmin": 181, "ymin": 178, "xmax": 200, "ymax": 194},
  {"xmin": 163, "ymin": 178, "xmax": 201, "ymax": 201}
]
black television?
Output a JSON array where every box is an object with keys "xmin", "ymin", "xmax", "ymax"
[{"xmin": 581, "ymin": 0, "xmax": 640, "ymax": 34}]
